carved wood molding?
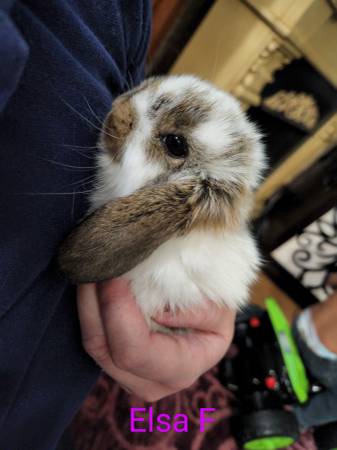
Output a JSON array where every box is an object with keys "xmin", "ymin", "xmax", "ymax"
[
  {"xmin": 232, "ymin": 38, "xmax": 301, "ymax": 109},
  {"xmin": 244, "ymin": 0, "xmax": 337, "ymax": 87},
  {"xmin": 262, "ymin": 90, "xmax": 319, "ymax": 131},
  {"xmin": 254, "ymin": 113, "xmax": 337, "ymax": 217}
]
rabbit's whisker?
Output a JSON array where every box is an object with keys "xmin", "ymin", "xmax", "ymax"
[
  {"xmin": 59, "ymin": 95, "xmax": 123, "ymax": 141},
  {"xmin": 63, "ymin": 147, "xmax": 97, "ymax": 160},
  {"xmin": 81, "ymin": 95, "xmax": 105, "ymax": 127},
  {"xmin": 211, "ymin": 30, "xmax": 222, "ymax": 83},
  {"xmin": 102, "ymin": 128, "xmax": 121, "ymax": 140},
  {"xmin": 22, "ymin": 190, "xmax": 93, "ymax": 196},
  {"xmin": 101, "ymin": 128, "xmax": 121, "ymax": 140},
  {"xmin": 71, "ymin": 189, "xmax": 76, "ymax": 220},
  {"xmin": 63, "ymin": 175, "xmax": 95, "ymax": 188},
  {"xmin": 127, "ymin": 69, "xmax": 134, "ymax": 89},
  {"xmin": 40, "ymin": 157, "xmax": 92, "ymax": 171},
  {"xmin": 59, "ymin": 96, "xmax": 104, "ymax": 135},
  {"xmin": 62, "ymin": 144, "xmax": 99, "ymax": 150}
]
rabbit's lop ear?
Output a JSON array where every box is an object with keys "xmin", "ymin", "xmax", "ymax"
[
  {"xmin": 58, "ymin": 181, "xmax": 198, "ymax": 283},
  {"xmin": 58, "ymin": 176, "xmax": 245, "ymax": 283}
]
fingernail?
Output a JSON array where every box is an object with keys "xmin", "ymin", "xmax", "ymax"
[
  {"xmin": 152, "ymin": 312, "xmax": 173, "ymax": 324},
  {"xmin": 120, "ymin": 383, "xmax": 132, "ymax": 394}
]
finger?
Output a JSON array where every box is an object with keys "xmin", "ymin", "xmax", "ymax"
[
  {"xmin": 102, "ymin": 360, "xmax": 182, "ymax": 402},
  {"xmin": 150, "ymin": 305, "xmax": 235, "ymax": 380},
  {"xmin": 97, "ymin": 277, "xmax": 153, "ymax": 370},
  {"xmin": 77, "ymin": 283, "xmax": 103, "ymax": 340},
  {"xmin": 77, "ymin": 283, "xmax": 111, "ymax": 367},
  {"xmin": 153, "ymin": 301, "xmax": 236, "ymax": 337},
  {"xmin": 149, "ymin": 327, "xmax": 233, "ymax": 386},
  {"xmin": 78, "ymin": 283, "xmax": 179, "ymax": 400}
]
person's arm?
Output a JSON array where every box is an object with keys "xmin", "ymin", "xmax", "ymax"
[
  {"xmin": 0, "ymin": 0, "xmax": 29, "ymax": 112},
  {"xmin": 294, "ymin": 274, "xmax": 337, "ymax": 428}
]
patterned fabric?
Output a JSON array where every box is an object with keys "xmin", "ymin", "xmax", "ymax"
[{"xmin": 70, "ymin": 371, "xmax": 316, "ymax": 450}]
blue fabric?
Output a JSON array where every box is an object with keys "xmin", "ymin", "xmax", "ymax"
[
  {"xmin": 0, "ymin": 1, "xmax": 151, "ymax": 448},
  {"xmin": 0, "ymin": 2, "xmax": 29, "ymax": 110}
]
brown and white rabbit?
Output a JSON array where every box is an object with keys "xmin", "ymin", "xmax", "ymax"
[{"xmin": 59, "ymin": 75, "xmax": 265, "ymax": 327}]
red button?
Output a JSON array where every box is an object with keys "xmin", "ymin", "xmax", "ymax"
[
  {"xmin": 265, "ymin": 376, "xmax": 278, "ymax": 390},
  {"xmin": 249, "ymin": 316, "xmax": 261, "ymax": 328}
]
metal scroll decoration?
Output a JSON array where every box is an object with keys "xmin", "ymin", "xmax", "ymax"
[{"xmin": 272, "ymin": 207, "xmax": 337, "ymax": 301}]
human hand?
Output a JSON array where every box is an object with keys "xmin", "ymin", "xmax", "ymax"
[{"xmin": 77, "ymin": 278, "xmax": 235, "ymax": 402}]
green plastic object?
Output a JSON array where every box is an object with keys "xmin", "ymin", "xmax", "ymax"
[
  {"xmin": 244, "ymin": 436, "xmax": 295, "ymax": 450},
  {"xmin": 265, "ymin": 297, "xmax": 309, "ymax": 404}
]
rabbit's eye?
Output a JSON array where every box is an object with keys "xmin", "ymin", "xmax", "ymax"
[{"xmin": 161, "ymin": 134, "xmax": 188, "ymax": 159}]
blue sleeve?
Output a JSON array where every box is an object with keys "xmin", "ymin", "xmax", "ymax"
[
  {"xmin": 0, "ymin": 2, "xmax": 151, "ymax": 449},
  {"xmin": 0, "ymin": 1, "xmax": 29, "ymax": 111}
]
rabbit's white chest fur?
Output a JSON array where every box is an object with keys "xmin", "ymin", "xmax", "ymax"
[{"xmin": 127, "ymin": 228, "xmax": 259, "ymax": 320}]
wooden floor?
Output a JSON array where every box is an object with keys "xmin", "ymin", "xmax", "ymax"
[{"xmin": 250, "ymin": 272, "xmax": 301, "ymax": 322}]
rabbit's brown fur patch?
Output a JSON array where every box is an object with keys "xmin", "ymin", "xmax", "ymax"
[
  {"xmin": 101, "ymin": 96, "xmax": 135, "ymax": 162},
  {"xmin": 59, "ymin": 176, "xmax": 245, "ymax": 283},
  {"xmin": 146, "ymin": 93, "xmax": 213, "ymax": 167}
]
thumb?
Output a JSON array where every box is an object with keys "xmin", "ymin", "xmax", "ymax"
[{"xmin": 153, "ymin": 302, "xmax": 235, "ymax": 336}]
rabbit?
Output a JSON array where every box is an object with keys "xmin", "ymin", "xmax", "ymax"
[{"xmin": 58, "ymin": 75, "xmax": 265, "ymax": 329}]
